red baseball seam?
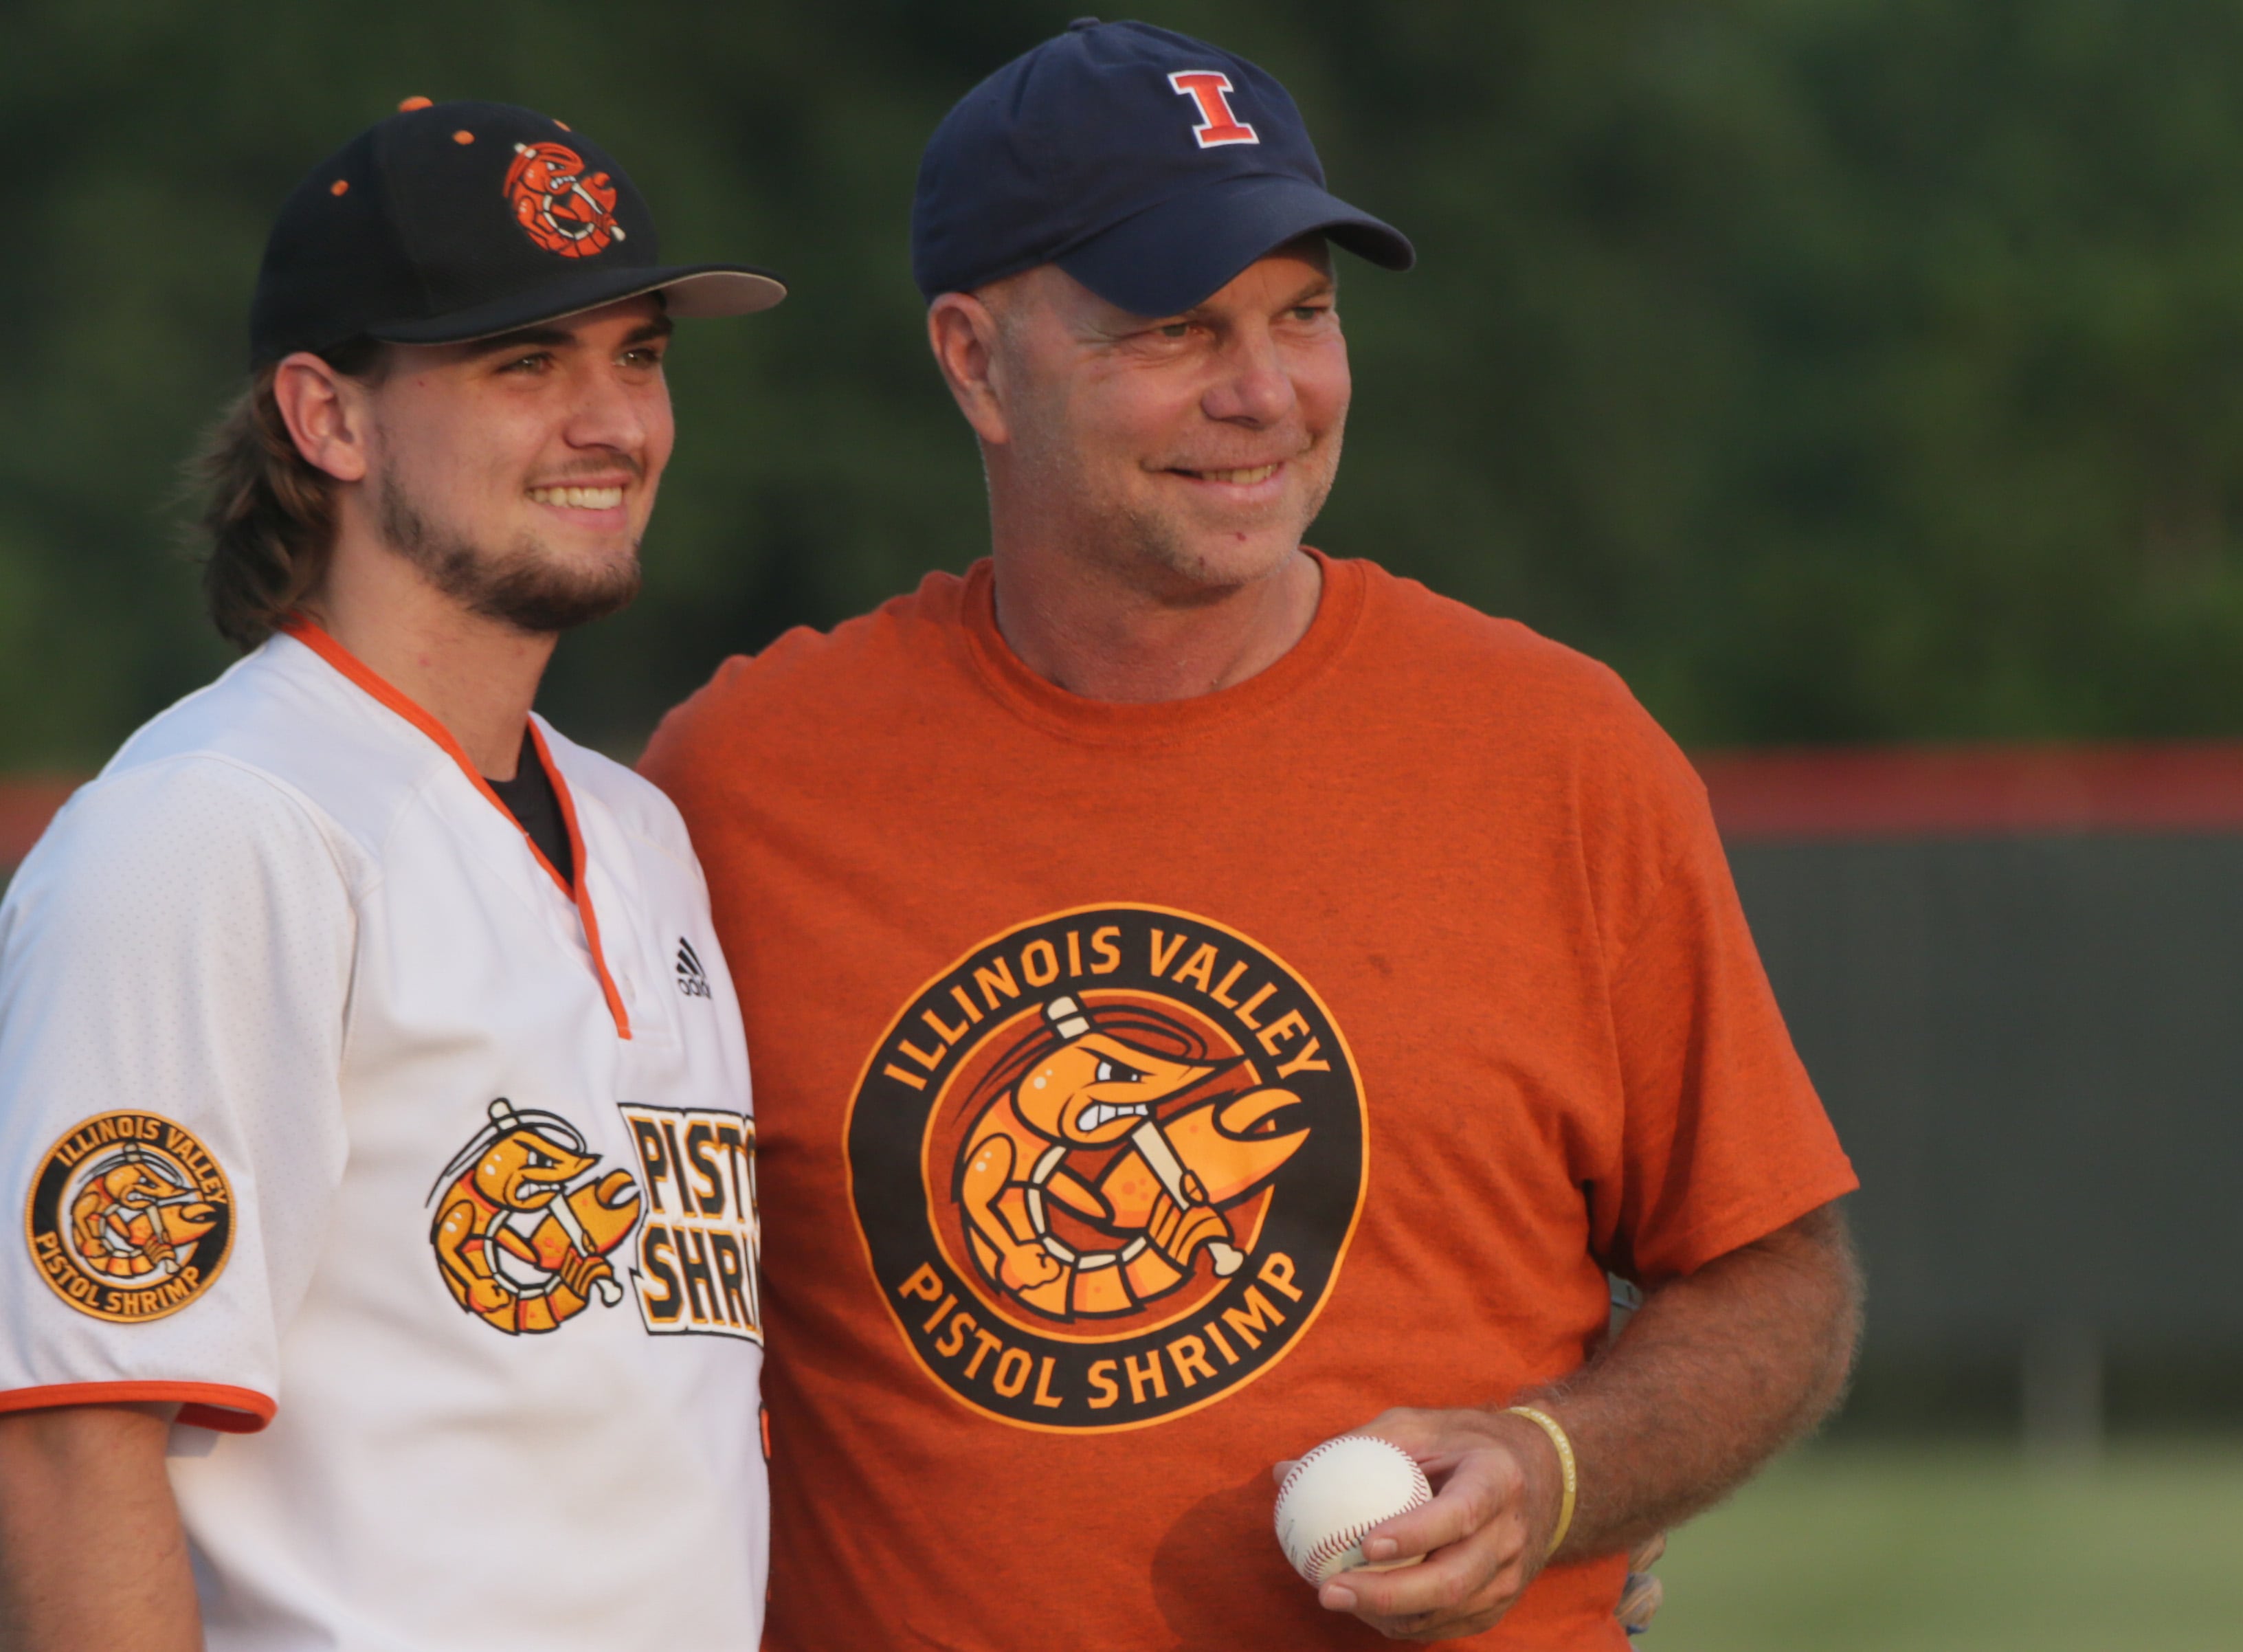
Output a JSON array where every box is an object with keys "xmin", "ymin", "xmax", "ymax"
[
  {"xmin": 1306, "ymin": 1518, "xmax": 1380, "ymax": 1581},
  {"xmin": 1277, "ymin": 1437, "xmax": 1433, "ymax": 1583}
]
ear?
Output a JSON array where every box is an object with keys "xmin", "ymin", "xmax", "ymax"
[
  {"xmin": 271, "ymin": 350, "xmax": 376, "ymax": 483},
  {"xmin": 926, "ymin": 293, "xmax": 1012, "ymax": 447}
]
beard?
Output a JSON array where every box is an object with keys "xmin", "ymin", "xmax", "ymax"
[{"xmin": 375, "ymin": 471, "xmax": 643, "ymax": 635}]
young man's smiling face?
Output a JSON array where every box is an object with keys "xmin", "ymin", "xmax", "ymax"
[
  {"xmin": 984, "ymin": 237, "xmax": 1350, "ymax": 595},
  {"xmin": 359, "ymin": 293, "xmax": 676, "ymax": 632}
]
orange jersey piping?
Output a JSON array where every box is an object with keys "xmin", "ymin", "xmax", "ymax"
[
  {"xmin": 0, "ymin": 1381, "xmax": 275, "ymax": 1433},
  {"xmin": 278, "ymin": 617, "xmax": 632, "ymax": 1040},
  {"xmin": 526, "ymin": 719, "xmax": 631, "ymax": 1038}
]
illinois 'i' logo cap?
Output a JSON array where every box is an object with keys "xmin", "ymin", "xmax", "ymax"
[{"xmin": 911, "ymin": 18, "xmax": 1414, "ymax": 316}]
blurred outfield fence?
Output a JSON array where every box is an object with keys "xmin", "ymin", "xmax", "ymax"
[
  {"xmin": 1708, "ymin": 741, "xmax": 2243, "ymax": 1443},
  {"xmin": 8, "ymin": 739, "xmax": 2237, "ymax": 1440}
]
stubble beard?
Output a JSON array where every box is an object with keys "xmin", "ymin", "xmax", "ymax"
[
  {"xmin": 375, "ymin": 471, "xmax": 643, "ymax": 635},
  {"xmin": 1051, "ymin": 432, "xmax": 1343, "ymax": 599},
  {"xmin": 1005, "ymin": 403, "xmax": 1346, "ymax": 601}
]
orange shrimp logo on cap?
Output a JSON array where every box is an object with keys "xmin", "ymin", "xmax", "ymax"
[{"xmin": 504, "ymin": 141, "xmax": 624, "ymax": 258}]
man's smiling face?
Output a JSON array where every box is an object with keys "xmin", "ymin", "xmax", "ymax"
[
  {"xmin": 360, "ymin": 293, "xmax": 676, "ymax": 633},
  {"xmin": 986, "ymin": 238, "xmax": 1350, "ymax": 594}
]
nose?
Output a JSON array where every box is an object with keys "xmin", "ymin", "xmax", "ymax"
[
  {"xmin": 1201, "ymin": 320, "xmax": 1298, "ymax": 427},
  {"xmin": 562, "ymin": 356, "xmax": 667, "ymax": 467}
]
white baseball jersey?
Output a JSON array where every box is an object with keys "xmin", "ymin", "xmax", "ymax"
[{"xmin": 0, "ymin": 619, "xmax": 766, "ymax": 1650}]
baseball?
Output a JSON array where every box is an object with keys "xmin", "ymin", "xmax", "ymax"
[{"xmin": 1273, "ymin": 1434, "xmax": 1434, "ymax": 1586}]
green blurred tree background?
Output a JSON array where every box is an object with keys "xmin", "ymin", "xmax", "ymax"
[{"xmin": 8, "ymin": 0, "xmax": 2243, "ymax": 768}]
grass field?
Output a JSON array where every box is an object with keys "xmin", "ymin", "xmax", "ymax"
[{"xmin": 1647, "ymin": 1440, "xmax": 2243, "ymax": 1651}]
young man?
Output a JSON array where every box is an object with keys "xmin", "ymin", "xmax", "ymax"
[
  {"xmin": 644, "ymin": 21, "xmax": 1861, "ymax": 1650},
  {"xmin": 0, "ymin": 100, "xmax": 781, "ymax": 1650}
]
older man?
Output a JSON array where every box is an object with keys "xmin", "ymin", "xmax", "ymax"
[{"xmin": 644, "ymin": 19, "xmax": 1860, "ymax": 1649}]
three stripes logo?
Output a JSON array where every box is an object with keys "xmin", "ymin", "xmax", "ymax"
[{"xmin": 676, "ymin": 938, "xmax": 713, "ymax": 999}]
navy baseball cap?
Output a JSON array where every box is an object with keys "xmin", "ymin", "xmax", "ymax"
[
  {"xmin": 250, "ymin": 98, "xmax": 785, "ymax": 366},
  {"xmin": 911, "ymin": 18, "xmax": 1414, "ymax": 317}
]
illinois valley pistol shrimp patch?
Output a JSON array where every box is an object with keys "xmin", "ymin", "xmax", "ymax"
[
  {"xmin": 847, "ymin": 905, "xmax": 1365, "ymax": 1430},
  {"xmin": 27, "ymin": 1110, "xmax": 235, "ymax": 1323}
]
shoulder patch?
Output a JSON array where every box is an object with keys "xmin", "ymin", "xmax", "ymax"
[{"xmin": 25, "ymin": 1112, "xmax": 235, "ymax": 1322}]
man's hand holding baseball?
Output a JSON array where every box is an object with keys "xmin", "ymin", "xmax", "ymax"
[
  {"xmin": 1268, "ymin": 1206, "xmax": 1862, "ymax": 1642},
  {"xmin": 1280, "ymin": 1407, "xmax": 1564, "ymax": 1642}
]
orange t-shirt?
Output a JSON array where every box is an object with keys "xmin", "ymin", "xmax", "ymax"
[{"xmin": 641, "ymin": 553, "xmax": 1855, "ymax": 1652}]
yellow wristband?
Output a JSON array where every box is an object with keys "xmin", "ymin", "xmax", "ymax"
[{"xmin": 1503, "ymin": 1405, "xmax": 1577, "ymax": 1559}]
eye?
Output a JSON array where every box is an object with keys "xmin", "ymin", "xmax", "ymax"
[
  {"xmin": 620, "ymin": 344, "xmax": 666, "ymax": 369},
  {"xmin": 498, "ymin": 351, "xmax": 554, "ymax": 375},
  {"xmin": 523, "ymin": 1147, "xmax": 555, "ymax": 1170},
  {"xmin": 1156, "ymin": 321, "xmax": 1191, "ymax": 339},
  {"xmin": 1095, "ymin": 1059, "xmax": 1144, "ymax": 1084}
]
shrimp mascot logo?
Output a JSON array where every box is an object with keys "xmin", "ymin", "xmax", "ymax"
[
  {"xmin": 504, "ymin": 141, "xmax": 625, "ymax": 258},
  {"xmin": 26, "ymin": 1111, "xmax": 234, "ymax": 1323},
  {"xmin": 429, "ymin": 1100, "xmax": 640, "ymax": 1335},
  {"xmin": 847, "ymin": 906, "xmax": 1365, "ymax": 1431}
]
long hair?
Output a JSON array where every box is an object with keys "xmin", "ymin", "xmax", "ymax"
[{"xmin": 190, "ymin": 337, "xmax": 386, "ymax": 651}]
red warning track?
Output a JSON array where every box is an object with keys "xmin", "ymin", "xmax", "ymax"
[
  {"xmin": 0, "ymin": 779, "xmax": 77, "ymax": 869},
  {"xmin": 12, "ymin": 743, "xmax": 2243, "ymax": 862},
  {"xmin": 1695, "ymin": 742, "xmax": 2243, "ymax": 840}
]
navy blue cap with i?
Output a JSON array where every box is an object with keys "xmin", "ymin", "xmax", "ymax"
[
  {"xmin": 911, "ymin": 18, "xmax": 1414, "ymax": 316},
  {"xmin": 250, "ymin": 97, "xmax": 785, "ymax": 366}
]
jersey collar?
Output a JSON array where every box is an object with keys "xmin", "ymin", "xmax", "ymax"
[{"xmin": 276, "ymin": 615, "xmax": 632, "ymax": 1041}]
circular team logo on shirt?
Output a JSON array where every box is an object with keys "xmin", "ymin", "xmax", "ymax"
[
  {"xmin": 847, "ymin": 905, "xmax": 1365, "ymax": 1431},
  {"xmin": 24, "ymin": 1112, "xmax": 234, "ymax": 1323}
]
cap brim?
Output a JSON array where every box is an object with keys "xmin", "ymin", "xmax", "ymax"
[
  {"xmin": 370, "ymin": 262, "xmax": 785, "ymax": 346},
  {"xmin": 1056, "ymin": 175, "xmax": 1413, "ymax": 318}
]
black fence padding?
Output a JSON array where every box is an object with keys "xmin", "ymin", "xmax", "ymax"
[{"xmin": 1730, "ymin": 834, "xmax": 2243, "ymax": 1359}]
